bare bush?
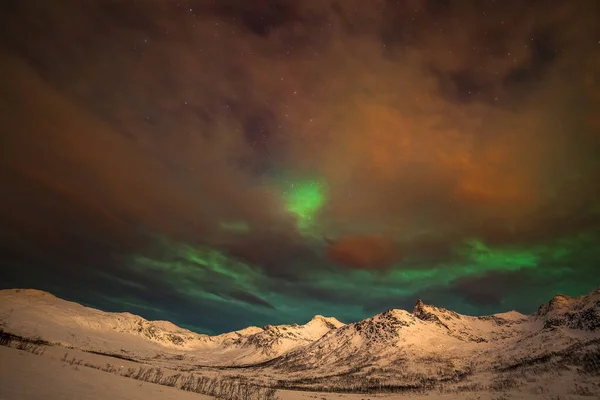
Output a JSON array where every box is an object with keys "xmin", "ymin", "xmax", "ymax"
[
  {"xmin": 116, "ymin": 365, "xmax": 277, "ymax": 400},
  {"xmin": 0, "ymin": 328, "xmax": 50, "ymax": 355},
  {"xmin": 489, "ymin": 376, "xmax": 518, "ymax": 392},
  {"xmin": 101, "ymin": 363, "xmax": 119, "ymax": 374},
  {"xmin": 580, "ymin": 346, "xmax": 600, "ymax": 375},
  {"xmin": 572, "ymin": 383, "xmax": 594, "ymax": 396}
]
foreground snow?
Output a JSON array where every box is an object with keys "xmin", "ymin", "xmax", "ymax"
[
  {"xmin": 0, "ymin": 345, "xmax": 212, "ymax": 400},
  {"xmin": 0, "ymin": 345, "xmax": 597, "ymax": 400}
]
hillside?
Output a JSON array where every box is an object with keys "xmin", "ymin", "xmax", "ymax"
[{"xmin": 0, "ymin": 287, "xmax": 599, "ymax": 392}]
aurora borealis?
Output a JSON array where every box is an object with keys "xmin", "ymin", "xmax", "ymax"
[
  {"xmin": 283, "ymin": 178, "xmax": 326, "ymax": 231},
  {"xmin": 1, "ymin": 1, "xmax": 599, "ymax": 334}
]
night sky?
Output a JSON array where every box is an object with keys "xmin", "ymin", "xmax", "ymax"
[{"xmin": 1, "ymin": 1, "xmax": 599, "ymax": 334}]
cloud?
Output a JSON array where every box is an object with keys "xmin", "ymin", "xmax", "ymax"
[
  {"xmin": 0, "ymin": 0, "xmax": 599, "ymax": 332},
  {"xmin": 448, "ymin": 270, "xmax": 534, "ymax": 307},
  {"xmin": 2, "ymin": 0, "xmax": 598, "ymax": 253},
  {"xmin": 325, "ymin": 235, "xmax": 398, "ymax": 270},
  {"xmin": 228, "ymin": 290, "xmax": 274, "ymax": 309}
]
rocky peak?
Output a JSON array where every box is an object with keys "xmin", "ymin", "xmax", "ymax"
[
  {"xmin": 377, "ymin": 309, "xmax": 414, "ymax": 325},
  {"xmin": 412, "ymin": 299, "xmax": 426, "ymax": 315},
  {"xmin": 411, "ymin": 299, "xmax": 454, "ymax": 330},
  {"xmin": 534, "ymin": 290, "xmax": 600, "ymax": 330},
  {"xmin": 552, "ymin": 293, "xmax": 572, "ymax": 301},
  {"xmin": 412, "ymin": 299, "xmax": 439, "ymax": 322},
  {"xmin": 535, "ymin": 293, "xmax": 575, "ymax": 317},
  {"xmin": 352, "ymin": 310, "xmax": 414, "ymax": 341}
]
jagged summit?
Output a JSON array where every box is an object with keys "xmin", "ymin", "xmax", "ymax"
[
  {"xmin": 412, "ymin": 299, "xmax": 425, "ymax": 314},
  {"xmin": 410, "ymin": 298, "xmax": 460, "ymax": 327},
  {"xmin": 535, "ymin": 293, "xmax": 579, "ymax": 317},
  {"xmin": 411, "ymin": 298, "xmax": 438, "ymax": 322},
  {"xmin": 534, "ymin": 288, "xmax": 600, "ymax": 330}
]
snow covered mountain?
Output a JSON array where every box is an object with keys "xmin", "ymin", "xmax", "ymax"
[
  {"xmin": 534, "ymin": 289, "xmax": 600, "ymax": 330},
  {"xmin": 0, "ymin": 289, "xmax": 344, "ymax": 364},
  {"xmin": 219, "ymin": 315, "xmax": 343, "ymax": 359},
  {"xmin": 0, "ymin": 289, "xmax": 212, "ymax": 356},
  {"xmin": 258, "ymin": 288, "xmax": 600, "ymax": 387},
  {"xmin": 264, "ymin": 302, "xmax": 532, "ymax": 377},
  {"xmin": 0, "ymin": 287, "xmax": 599, "ymax": 382}
]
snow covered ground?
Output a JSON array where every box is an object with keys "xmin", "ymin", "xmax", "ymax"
[
  {"xmin": 1, "ymin": 345, "xmax": 598, "ymax": 400},
  {"xmin": 0, "ymin": 345, "xmax": 212, "ymax": 400}
]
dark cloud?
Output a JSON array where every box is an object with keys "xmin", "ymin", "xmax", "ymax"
[
  {"xmin": 326, "ymin": 235, "xmax": 398, "ymax": 270},
  {"xmin": 224, "ymin": 232, "xmax": 322, "ymax": 279},
  {"xmin": 398, "ymin": 236, "xmax": 460, "ymax": 266},
  {"xmin": 228, "ymin": 290, "xmax": 274, "ymax": 309},
  {"xmin": 448, "ymin": 270, "xmax": 535, "ymax": 307},
  {"xmin": 3, "ymin": 1, "xmax": 599, "ymax": 251},
  {"xmin": 209, "ymin": 0, "xmax": 302, "ymax": 37},
  {"xmin": 1, "ymin": 0, "xmax": 599, "ymax": 332}
]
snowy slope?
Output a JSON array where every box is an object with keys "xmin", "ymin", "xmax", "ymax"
[
  {"xmin": 270, "ymin": 301, "xmax": 534, "ymax": 370},
  {"xmin": 261, "ymin": 289, "xmax": 600, "ymax": 384},
  {"xmin": 0, "ymin": 289, "xmax": 344, "ymax": 364},
  {"xmin": 0, "ymin": 287, "xmax": 598, "ymax": 378},
  {"xmin": 5, "ymin": 345, "xmax": 593, "ymax": 400},
  {"xmin": 180, "ymin": 315, "xmax": 345, "ymax": 366},
  {"xmin": 0, "ymin": 289, "xmax": 214, "ymax": 356},
  {"xmin": 0, "ymin": 345, "xmax": 213, "ymax": 400},
  {"xmin": 210, "ymin": 315, "xmax": 344, "ymax": 364}
]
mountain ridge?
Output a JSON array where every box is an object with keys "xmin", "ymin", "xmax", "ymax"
[{"xmin": 0, "ymin": 287, "xmax": 599, "ymax": 371}]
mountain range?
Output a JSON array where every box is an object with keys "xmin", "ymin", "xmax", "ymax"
[{"xmin": 1, "ymin": 287, "xmax": 599, "ymax": 390}]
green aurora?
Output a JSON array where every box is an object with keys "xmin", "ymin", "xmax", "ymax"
[
  {"xmin": 283, "ymin": 179, "xmax": 327, "ymax": 231},
  {"xmin": 116, "ymin": 227, "xmax": 599, "ymax": 333}
]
